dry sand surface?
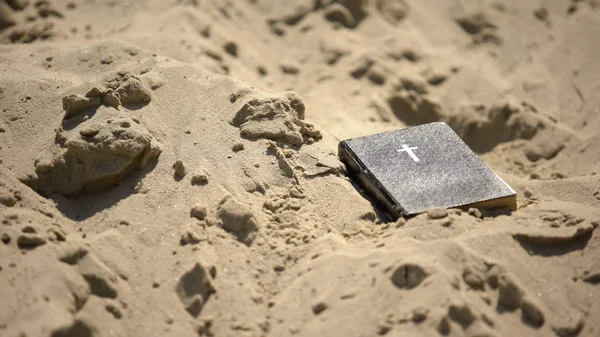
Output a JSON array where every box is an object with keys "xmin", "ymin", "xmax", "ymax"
[{"xmin": 1, "ymin": 0, "xmax": 600, "ymax": 336}]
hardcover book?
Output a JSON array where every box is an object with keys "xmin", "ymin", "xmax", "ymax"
[{"xmin": 338, "ymin": 122, "xmax": 517, "ymax": 218}]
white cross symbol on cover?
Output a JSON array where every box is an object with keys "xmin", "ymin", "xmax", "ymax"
[{"xmin": 397, "ymin": 144, "xmax": 419, "ymax": 162}]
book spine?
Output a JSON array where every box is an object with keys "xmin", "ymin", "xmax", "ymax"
[{"xmin": 338, "ymin": 142, "xmax": 406, "ymax": 219}]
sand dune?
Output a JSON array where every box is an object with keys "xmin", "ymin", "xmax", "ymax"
[{"xmin": 1, "ymin": 1, "xmax": 599, "ymax": 336}]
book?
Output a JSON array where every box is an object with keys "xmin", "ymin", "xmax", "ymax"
[{"xmin": 338, "ymin": 122, "xmax": 517, "ymax": 219}]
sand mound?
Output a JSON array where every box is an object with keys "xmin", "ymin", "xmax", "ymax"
[{"xmin": 270, "ymin": 236, "xmax": 550, "ymax": 336}]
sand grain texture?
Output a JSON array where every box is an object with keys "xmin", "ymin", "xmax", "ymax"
[{"xmin": 1, "ymin": 1, "xmax": 600, "ymax": 337}]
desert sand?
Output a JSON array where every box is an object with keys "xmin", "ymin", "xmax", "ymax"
[{"xmin": 1, "ymin": 0, "xmax": 599, "ymax": 336}]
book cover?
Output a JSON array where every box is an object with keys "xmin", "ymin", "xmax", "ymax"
[{"xmin": 339, "ymin": 122, "xmax": 517, "ymax": 218}]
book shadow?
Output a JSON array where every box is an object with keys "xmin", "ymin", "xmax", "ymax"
[{"xmin": 346, "ymin": 176, "xmax": 395, "ymax": 222}]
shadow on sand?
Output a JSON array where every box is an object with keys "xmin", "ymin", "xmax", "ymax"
[
  {"xmin": 514, "ymin": 230, "xmax": 594, "ymax": 257},
  {"xmin": 50, "ymin": 160, "xmax": 157, "ymax": 221}
]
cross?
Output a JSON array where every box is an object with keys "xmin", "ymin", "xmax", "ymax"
[{"xmin": 397, "ymin": 144, "xmax": 420, "ymax": 162}]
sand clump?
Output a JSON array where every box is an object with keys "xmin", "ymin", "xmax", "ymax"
[
  {"xmin": 215, "ymin": 196, "xmax": 259, "ymax": 244},
  {"xmin": 18, "ymin": 70, "xmax": 162, "ymax": 196},
  {"xmin": 62, "ymin": 72, "xmax": 152, "ymax": 119},
  {"xmin": 191, "ymin": 172, "xmax": 209, "ymax": 186},
  {"xmin": 180, "ymin": 228, "xmax": 204, "ymax": 246},
  {"xmin": 190, "ymin": 204, "xmax": 207, "ymax": 220},
  {"xmin": 231, "ymin": 90, "xmax": 321, "ymax": 146},
  {"xmin": 28, "ymin": 116, "xmax": 162, "ymax": 196},
  {"xmin": 173, "ymin": 159, "xmax": 187, "ymax": 179}
]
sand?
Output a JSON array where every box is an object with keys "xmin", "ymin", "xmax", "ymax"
[{"xmin": 0, "ymin": 0, "xmax": 599, "ymax": 336}]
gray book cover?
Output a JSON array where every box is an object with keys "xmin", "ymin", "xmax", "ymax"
[{"xmin": 338, "ymin": 122, "xmax": 516, "ymax": 218}]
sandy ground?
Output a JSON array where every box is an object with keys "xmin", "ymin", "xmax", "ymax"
[{"xmin": 1, "ymin": 0, "xmax": 600, "ymax": 336}]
